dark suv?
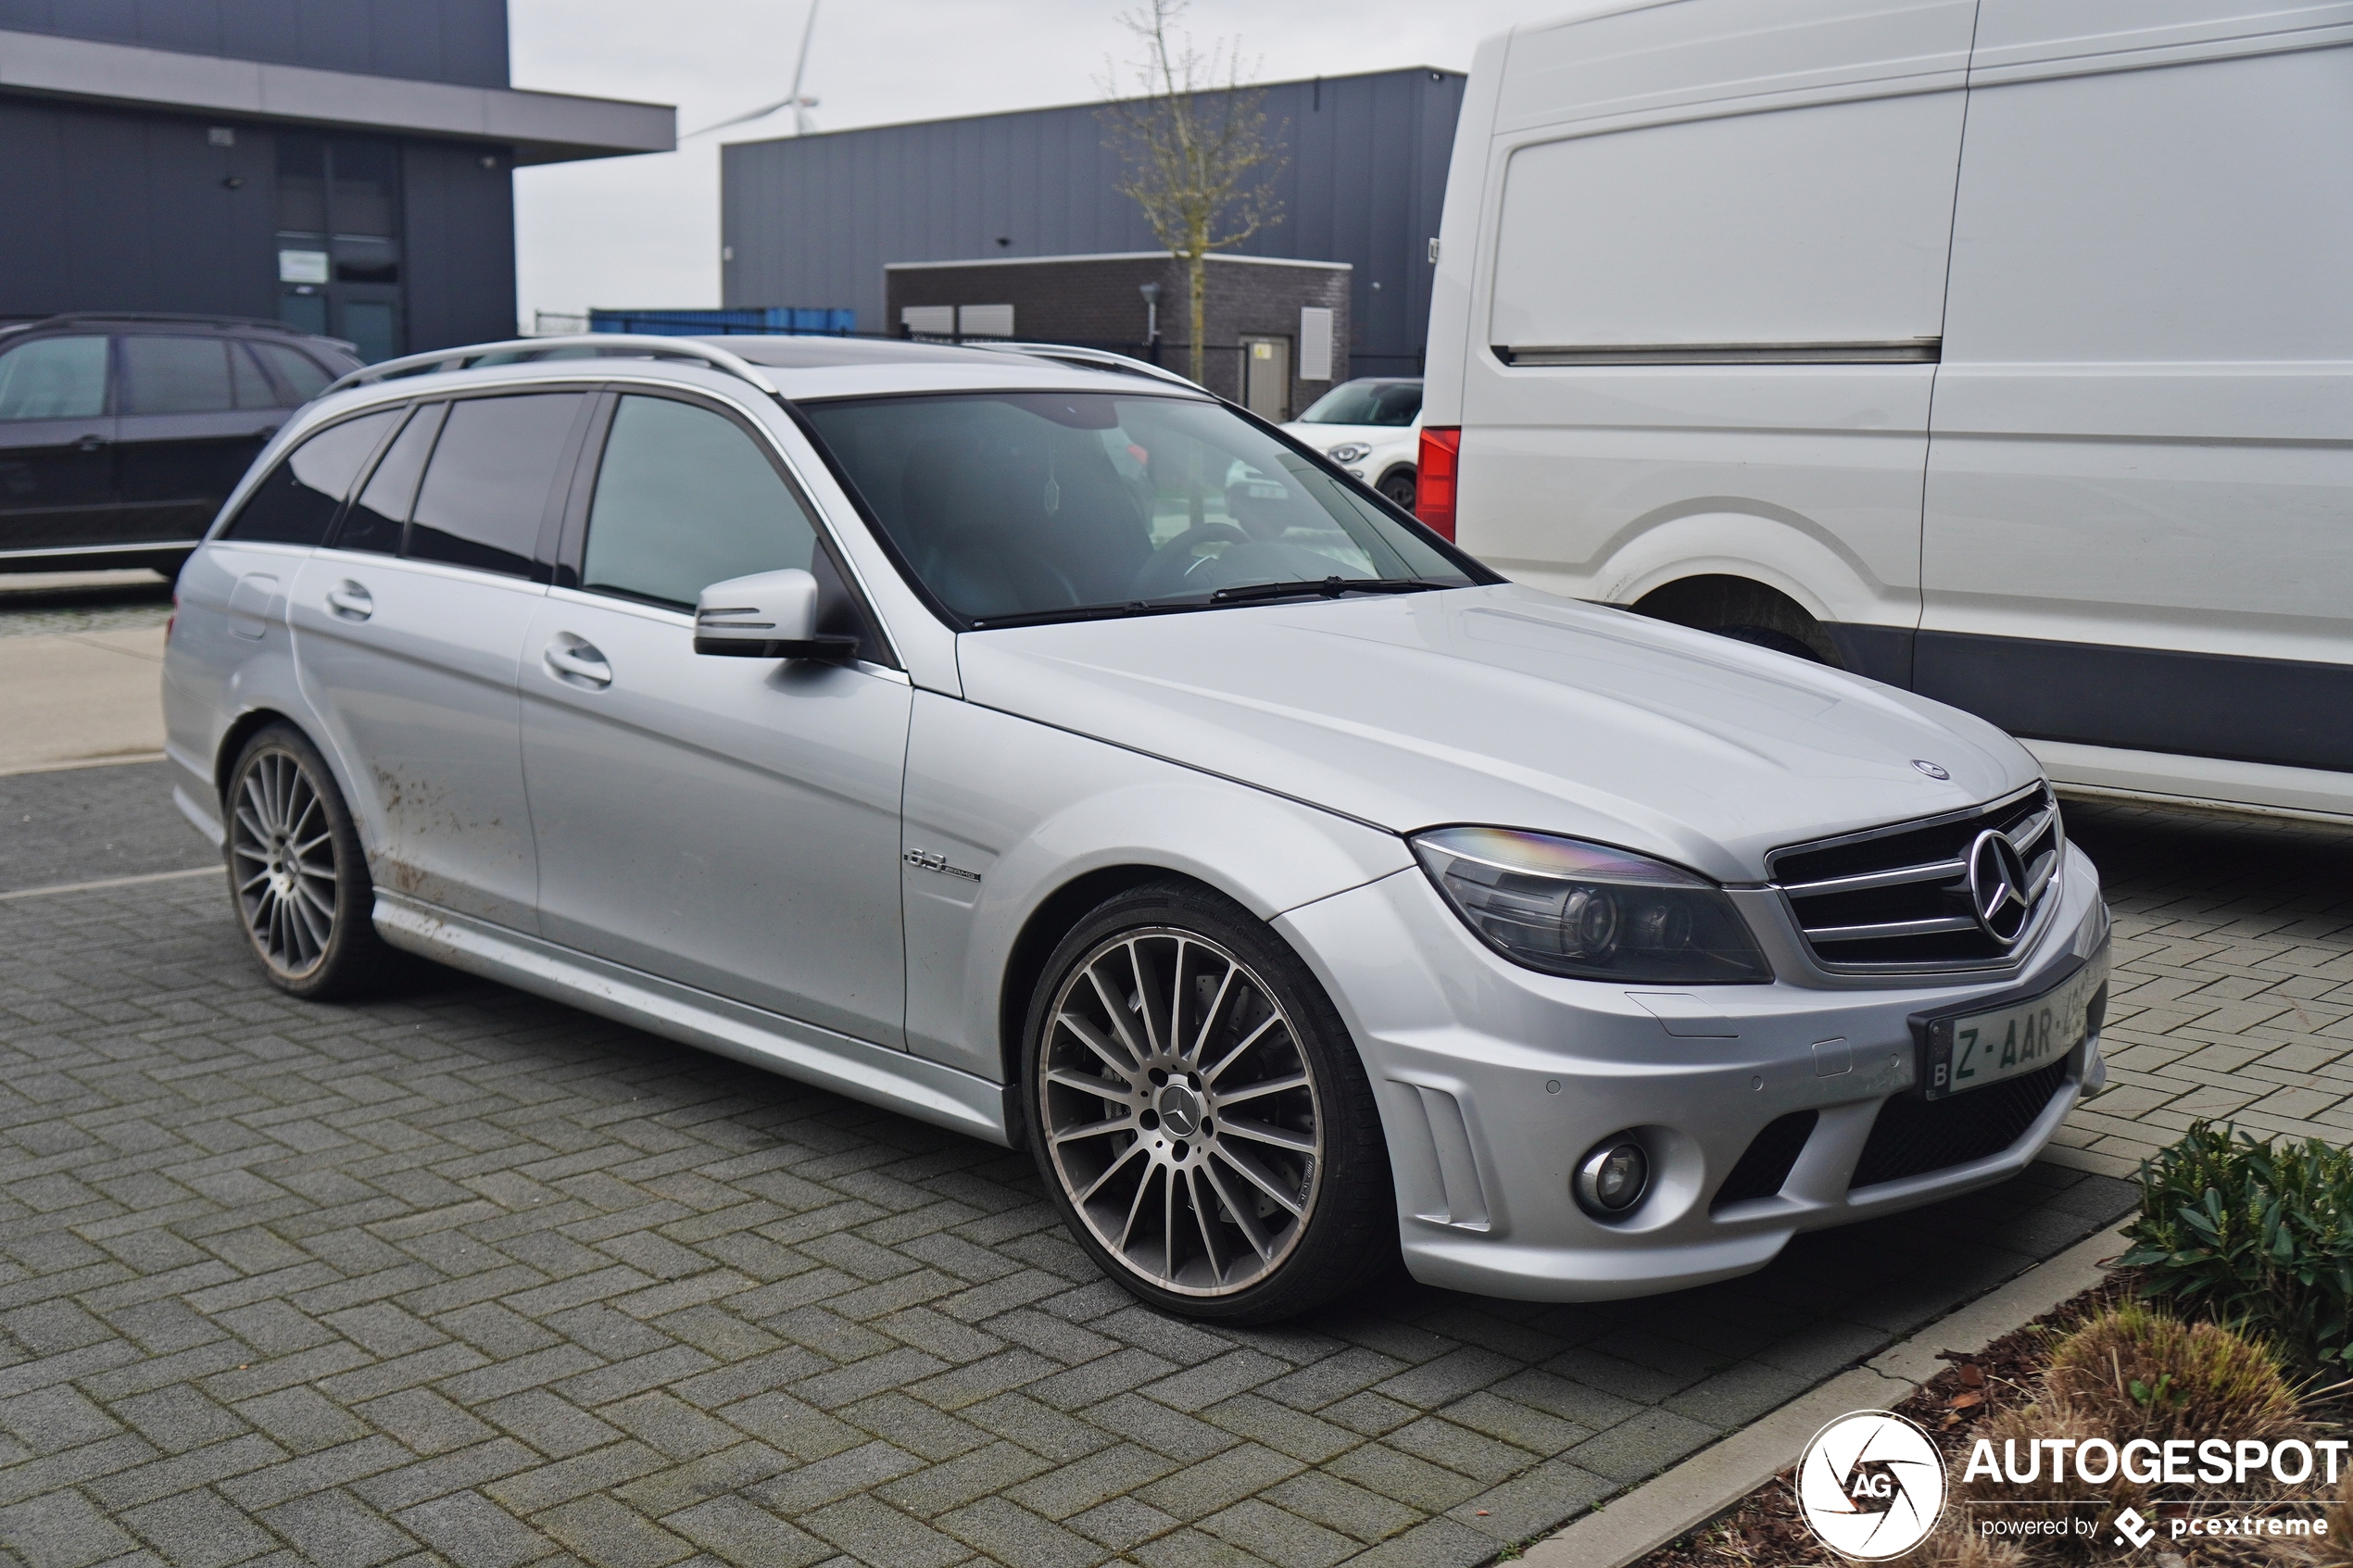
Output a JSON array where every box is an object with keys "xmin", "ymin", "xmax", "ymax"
[{"xmin": 0, "ymin": 315, "xmax": 361, "ymax": 577}]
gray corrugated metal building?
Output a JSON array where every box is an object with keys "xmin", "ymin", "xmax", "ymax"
[
  {"xmin": 0, "ymin": 2, "xmax": 672, "ymax": 357},
  {"xmin": 721, "ymin": 67, "xmax": 1465, "ymax": 375}
]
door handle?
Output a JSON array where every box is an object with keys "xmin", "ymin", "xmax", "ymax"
[
  {"xmin": 325, "ymin": 582, "xmax": 373, "ymax": 621},
  {"xmin": 74, "ymin": 433, "xmax": 108, "ymax": 452},
  {"xmin": 544, "ymin": 638, "xmax": 612, "ymax": 688}
]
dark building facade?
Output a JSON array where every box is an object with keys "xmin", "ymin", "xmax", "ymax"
[
  {"xmin": 0, "ymin": 3, "xmax": 671, "ymax": 358},
  {"xmin": 885, "ymin": 253, "xmax": 1352, "ymax": 421},
  {"xmin": 722, "ymin": 67, "xmax": 1463, "ymax": 376}
]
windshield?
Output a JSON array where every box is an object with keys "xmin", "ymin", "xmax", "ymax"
[
  {"xmin": 1294, "ymin": 379, "xmax": 1422, "ymax": 426},
  {"xmin": 799, "ymin": 391, "xmax": 1474, "ymax": 626}
]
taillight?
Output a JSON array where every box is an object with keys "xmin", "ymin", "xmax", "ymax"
[{"xmin": 1416, "ymin": 426, "xmax": 1461, "ymax": 541}]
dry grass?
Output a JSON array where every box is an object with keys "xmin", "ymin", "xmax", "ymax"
[{"xmin": 2043, "ymin": 1302, "xmax": 2306, "ymax": 1448}]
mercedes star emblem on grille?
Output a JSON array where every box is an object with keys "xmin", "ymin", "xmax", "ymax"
[
  {"xmin": 1966, "ymin": 829, "xmax": 2032, "ymax": 945},
  {"xmin": 1912, "ymin": 759, "xmax": 1950, "ymax": 780}
]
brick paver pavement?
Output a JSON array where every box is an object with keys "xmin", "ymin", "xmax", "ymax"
[
  {"xmin": 2049, "ymin": 801, "xmax": 2353, "ymax": 1177},
  {"xmin": 11, "ymin": 774, "xmax": 2309, "ymax": 1568}
]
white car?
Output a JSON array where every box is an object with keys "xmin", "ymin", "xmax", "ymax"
[
  {"xmin": 1280, "ymin": 377, "xmax": 1423, "ymax": 513},
  {"xmin": 163, "ymin": 333, "xmax": 2109, "ymax": 1322}
]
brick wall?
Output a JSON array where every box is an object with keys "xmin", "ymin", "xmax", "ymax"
[{"xmin": 884, "ymin": 253, "xmax": 1351, "ymax": 419}]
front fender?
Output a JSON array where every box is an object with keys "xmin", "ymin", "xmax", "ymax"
[{"xmin": 900, "ymin": 691, "xmax": 1411, "ymax": 1083}]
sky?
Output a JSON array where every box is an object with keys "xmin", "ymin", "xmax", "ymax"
[{"xmin": 507, "ymin": 0, "xmax": 1548, "ymax": 328}]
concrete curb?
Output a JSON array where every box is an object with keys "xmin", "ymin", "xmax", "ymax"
[
  {"xmin": 0, "ymin": 750, "xmax": 167, "ymax": 778},
  {"xmin": 1518, "ymin": 1220, "xmax": 2133, "ymax": 1568}
]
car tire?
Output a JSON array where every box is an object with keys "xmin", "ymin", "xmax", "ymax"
[
  {"xmin": 1024, "ymin": 881, "xmax": 1395, "ymax": 1323},
  {"xmin": 224, "ymin": 723, "xmax": 397, "ymax": 1000},
  {"xmin": 1376, "ymin": 469, "xmax": 1418, "ymax": 512}
]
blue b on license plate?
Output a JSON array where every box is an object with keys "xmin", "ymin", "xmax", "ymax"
[{"xmin": 1919, "ymin": 963, "xmax": 2101, "ymax": 1100}]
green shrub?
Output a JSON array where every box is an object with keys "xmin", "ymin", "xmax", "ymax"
[{"xmin": 2120, "ymin": 1120, "xmax": 2353, "ymax": 1371}]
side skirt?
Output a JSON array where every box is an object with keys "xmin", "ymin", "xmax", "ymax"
[{"xmin": 373, "ymin": 894, "xmax": 1013, "ymax": 1147}]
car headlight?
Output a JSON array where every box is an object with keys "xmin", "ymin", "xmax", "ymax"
[
  {"xmin": 1327, "ymin": 442, "xmax": 1372, "ymax": 464},
  {"xmin": 1412, "ymin": 827, "xmax": 1773, "ymax": 984}
]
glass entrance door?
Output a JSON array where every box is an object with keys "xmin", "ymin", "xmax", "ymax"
[{"xmin": 276, "ymin": 135, "xmax": 405, "ymax": 363}]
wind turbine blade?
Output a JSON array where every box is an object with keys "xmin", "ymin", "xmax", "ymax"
[
  {"xmin": 787, "ymin": 0, "xmax": 821, "ymax": 135},
  {"xmin": 681, "ymin": 95, "xmax": 799, "ymax": 139}
]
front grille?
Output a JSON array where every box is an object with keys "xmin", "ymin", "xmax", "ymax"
[
  {"xmin": 1849, "ymin": 1060, "xmax": 2070, "ymax": 1189},
  {"xmin": 1769, "ymin": 784, "xmax": 2061, "ymax": 971},
  {"xmin": 1713, "ymin": 1110, "xmax": 1818, "ymax": 1210}
]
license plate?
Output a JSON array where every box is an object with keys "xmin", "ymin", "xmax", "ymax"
[{"xmin": 1919, "ymin": 963, "xmax": 2101, "ymax": 1100}]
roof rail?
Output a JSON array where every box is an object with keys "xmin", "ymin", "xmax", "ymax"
[
  {"xmin": 1, "ymin": 311, "xmax": 352, "ymax": 342},
  {"xmin": 322, "ymin": 334, "xmax": 781, "ymax": 399},
  {"xmin": 961, "ymin": 341, "xmax": 1203, "ymax": 392}
]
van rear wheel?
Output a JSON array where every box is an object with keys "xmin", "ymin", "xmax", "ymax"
[{"xmin": 1631, "ymin": 574, "xmax": 1841, "ymax": 666}]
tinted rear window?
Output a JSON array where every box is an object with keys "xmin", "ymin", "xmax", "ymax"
[
  {"xmin": 336, "ymin": 402, "xmax": 442, "ymax": 556},
  {"xmin": 219, "ymin": 410, "xmax": 400, "ymax": 545},
  {"xmin": 406, "ymin": 394, "xmax": 583, "ymax": 579},
  {"xmin": 120, "ymin": 336, "xmax": 235, "ymax": 415}
]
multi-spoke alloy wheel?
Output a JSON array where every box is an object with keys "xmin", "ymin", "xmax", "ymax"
[
  {"xmin": 224, "ymin": 725, "xmax": 395, "ymax": 999},
  {"xmin": 232, "ymin": 747, "xmax": 338, "ymax": 977},
  {"xmin": 1027, "ymin": 884, "xmax": 1392, "ymax": 1322}
]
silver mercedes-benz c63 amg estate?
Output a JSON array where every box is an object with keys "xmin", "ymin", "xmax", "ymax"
[{"xmin": 162, "ymin": 333, "xmax": 2111, "ymax": 1322}]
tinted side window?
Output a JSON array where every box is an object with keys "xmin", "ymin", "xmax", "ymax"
[
  {"xmin": 407, "ymin": 394, "xmax": 582, "ymax": 579},
  {"xmin": 0, "ymin": 335, "xmax": 107, "ymax": 420},
  {"xmin": 120, "ymin": 336, "xmax": 235, "ymax": 415},
  {"xmin": 250, "ymin": 342, "xmax": 333, "ymax": 403},
  {"xmin": 336, "ymin": 402, "xmax": 443, "ymax": 556},
  {"xmin": 582, "ymin": 395, "xmax": 818, "ymax": 608},
  {"xmin": 219, "ymin": 409, "xmax": 400, "ymax": 545}
]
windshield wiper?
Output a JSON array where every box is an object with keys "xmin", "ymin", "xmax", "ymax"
[
  {"xmin": 963, "ymin": 577, "xmax": 1460, "ymax": 630},
  {"xmin": 965, "ymin": 601, "xmax": 1158, "ymax": 630},
  {"xmin": 1203, "ymin": 576, "xmax": 1457, "ymax": 606}
]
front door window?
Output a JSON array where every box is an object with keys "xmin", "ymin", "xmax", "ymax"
[{"xmin": 276, "ymin": 135, "xmax": 404, "ymax": 363}]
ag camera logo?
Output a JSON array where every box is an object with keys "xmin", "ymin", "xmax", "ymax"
[{"xmin": 1796, "ymin": 1411, "xmax": 1948, "ymax": 1560}]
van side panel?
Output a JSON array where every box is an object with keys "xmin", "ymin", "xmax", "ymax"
[
  {"xmin": 1920, "ymin": 33, "xmax": 2353, "ymax": 773},
  {"xmin": 1447, "ymin": 0, "xmax": 1978, "ymax": 675},
  {"xmin": 1486, "ymin": 94, "xmax": 1962, "ymax": 357}
]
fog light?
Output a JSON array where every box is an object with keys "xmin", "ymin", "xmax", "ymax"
[{"xmin": 1575, "ymin": 1137, "xmax": 1650, "ymax": 1216}]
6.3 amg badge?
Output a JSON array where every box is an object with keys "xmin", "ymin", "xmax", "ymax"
[{"xmin": 1796, "ymin": 1411, "xmax": 1947, "ymax": 1559}]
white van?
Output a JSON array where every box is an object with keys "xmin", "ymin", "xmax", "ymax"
[{"xmin": 1423, "ymin": 0, "xmax": 2353, "ymax": 824}]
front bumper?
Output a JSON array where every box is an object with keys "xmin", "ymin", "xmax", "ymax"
[{"xmin": 1276, "ymin": 842, "xmax": 2110, "ymax": 1301}]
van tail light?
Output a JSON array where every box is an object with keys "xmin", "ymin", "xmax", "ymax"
[{"xmin": 1416, "ymin": 426, "xmax": 1461, "ymax": 541}]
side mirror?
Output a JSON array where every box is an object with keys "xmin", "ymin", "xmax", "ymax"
[{"xmin": 693, "ymin": 569, "xmax": 857, "ymax": 660}]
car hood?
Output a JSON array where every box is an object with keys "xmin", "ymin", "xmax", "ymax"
[
  {"xmin": 1280, "ymin": 421, "xmax": 1416, "ymax": 447},
  {"xmin": 954, "ymin": 584, "xmax": 2042, "ymax": 882}
]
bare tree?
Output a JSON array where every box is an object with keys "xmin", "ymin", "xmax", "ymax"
[{"xmin": 1099, "ymin": 0, "xmax": 1283, "ymax": 387}]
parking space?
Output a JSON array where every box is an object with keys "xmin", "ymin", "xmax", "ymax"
[{"xmin": 0, "ymin": 763, "xmax": 2186, "ymax": 1568}]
